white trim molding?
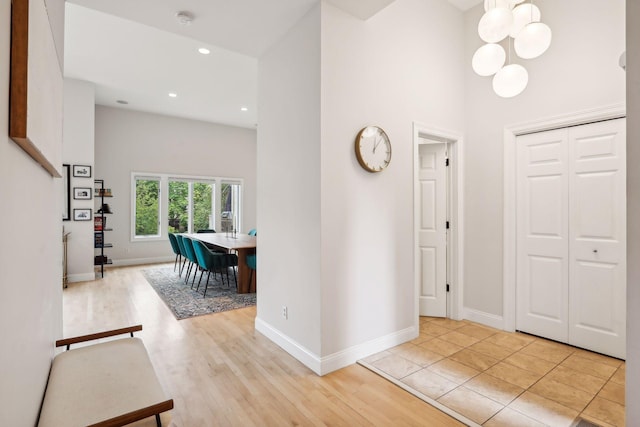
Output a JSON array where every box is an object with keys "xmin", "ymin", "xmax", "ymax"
[
  {"xmin": 255, "ymin": 317, "xmax": 416, "ymax": 376},
  {"xmin": 412, "ymin": 122, "xmax": 465, "ymax": 327},
  {"xmin": 502, "ymin": 104, "xmax": 625, "ymax": 331},
  {"xmin": 463, "ymin": 307, "xmax": 505, "ymax": 331},
  {"xmin": 255, "ymin": 317, "xmax": 322, "ymax": 374},
  {"xmin": 67, "ymin": 273, "xmax": 98, "ymax": 283},
  {"xmin": 319, "ymin": 325, "xmax": 416, "ymax": 375},
  {"xmin": 112, "ymin": 256, "xmax": 174, "ymax": 267}
]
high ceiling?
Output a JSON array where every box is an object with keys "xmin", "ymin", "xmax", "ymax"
[{"xmin": 64, "ymin": 0, "xmax": 481, "ymax": 129}]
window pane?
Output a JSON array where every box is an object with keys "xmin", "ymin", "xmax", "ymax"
[
  {"xmin": 193, "ymin": 182, "xmax": 214, "ymax": 232},
  {"xmin": 168, "ymin": 181, "xmax": 189, "ymax": 233},
  {"xmin": 220, "ymin": 182, "xmax": 241, "ymax": 232},
  {"xmin": 135, "ymin": 179, "xmax": 160, "ymax": 236}
]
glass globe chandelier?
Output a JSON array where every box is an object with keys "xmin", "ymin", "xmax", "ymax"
[{"xmin": 472, "ymin": 0, "xmax": 552, "ymax": 98}]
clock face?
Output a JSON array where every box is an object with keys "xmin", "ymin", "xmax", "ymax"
[{"xmin": 355, "ymin": 126, "xmax": 392, "ymax": 173}]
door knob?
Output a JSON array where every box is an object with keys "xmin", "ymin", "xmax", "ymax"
[{"xmin": 593, "ymin": 249, "xmax": 598, "ymax": 253}]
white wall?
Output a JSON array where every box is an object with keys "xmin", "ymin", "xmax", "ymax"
[
  {"xmin": 0, "ymin": 1, "xmax": 64, "ymax": 424},
  {"xmin": 256, "ymin": 0, "xmax": 464, "ymax": 373},
  {"xmin": 93, "ymin": 106, "xmax": 257, "ymax": 265},
  {"xmin": 256, "ymin": 4, "xmax": 323, "ymax": 360},
  {"xmin": 320, "ymin": 0, "xmax": 464, "ymax": 358},
  {"xmin": 626, "ymin": 0, "xmax": 639, "ymax": 422},
  {"xmin": 463, "ymin": 0, "xmax": 626, "ymax": 319},
  {"xmin": 63, "ymin": 78, "xmax": 96, "ymax": 282}
]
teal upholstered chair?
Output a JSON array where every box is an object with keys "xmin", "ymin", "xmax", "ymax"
[
  {"xmin": 192, "ymin": 240, "xmax": 229, "ymax": 297},
  {"xmin": 174, "ymin": 234, "xmax": 189, "ymax": 276},
  {"xmin": 226, "ymin": 253, "xmax": 238, "ymax": 288},
  {"xmin": 246, "ymin": 253, "xmax": 256, "ymax": 290},
  {"xmin": 248, "ymin": 229, "xmax": 257, "ymax": 236},
  {"xmin": 181, "ymin": 237, "xmax": 200, "ymax": 286},
  {"xmin": 168, "ymin": 233, "xmax": 182, "ymax": 273}
]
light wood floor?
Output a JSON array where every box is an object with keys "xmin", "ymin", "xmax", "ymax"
[{"xmin": 63, "ymin": 264, "xmax": 463, "ymax": 427}]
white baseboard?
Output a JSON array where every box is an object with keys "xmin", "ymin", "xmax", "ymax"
[
  {"xmin": 463, "ymin": 307, "xmax": 505, "ymax": 330},
  {"xmin": 112, "ymin": 256, "xmax": 174, "ymax": 267},
  {"xmin": 254, "ymin": 317, "xmax": 322, "ymax": 374},
  {"xmin": 67, "ymin": 273, "xmax": 97, "ymax": 283},
  {"xmin": 319, "ymin": 325, "xmax": 417, "ymax": 375},
  {"xmin": 255, "ymin": 317, "xmax": 417, "ymax": 376}
]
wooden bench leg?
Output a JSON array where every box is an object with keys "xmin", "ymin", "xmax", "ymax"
[{"xmin": 156, "ymin": 413, "xmax": 161, "ymax": 427}]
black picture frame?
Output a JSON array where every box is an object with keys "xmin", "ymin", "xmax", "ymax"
[
  {"xmin": 73, "ymin": 164, "xmax": 92, "ymax": 178},
  {"xmin": 73, "ymin": 187, "xmax": 92, "ymax": 200},
  {"xmin": 73, "ymin": 208, "xmax": 92, "ymax": 221},
  {"xmin": 62, "ymin": 164, "xmax": 70, "ymax": 221}
]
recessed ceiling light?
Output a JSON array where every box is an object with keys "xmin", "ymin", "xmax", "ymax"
[
  {"xmin": 116, "ymin": 100, "xmax": 129, "ymax": 105},
  {"xmin": 168, "ymin": 93, "xmax": 178, "ymax": 98},
  {"xmin": 240, "ymin": 107, "xmax": 248, "ymax": 112},
  {"xmin": 198, "ymin": 47, "xmax": 210, "ymax": 55},
  {"xmin": 175, "ymin": 11, "xmax": 194, "ymax": 25}
]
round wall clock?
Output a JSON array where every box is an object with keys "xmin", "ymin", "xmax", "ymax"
[{"xmin": 355, "ymin": 126, "xmax": 392, "ymax": 173}]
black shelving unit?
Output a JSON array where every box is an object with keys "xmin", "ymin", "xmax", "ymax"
[{"xmin": 94, "ymin": 179, "xmax": 113, "ymax": 278}]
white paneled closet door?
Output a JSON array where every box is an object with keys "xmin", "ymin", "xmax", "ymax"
[
  {"xmin": 568, "ymin": 120, "xmax": 626, "ymax": 359},
  {"xmin": 516, "ymin": 118, "xmax": 626, "ymax": 359},
  {"xmin": 516, "ymin": 129, "xmax": 570, "ymax": 343}
]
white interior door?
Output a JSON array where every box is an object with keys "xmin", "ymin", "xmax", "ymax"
[
  {"xmin": 516, "ymin": 129, "xmax": 570, "ymax": 342},
  {"xmin": 418, "ymin": 142, "xmax": 447, "ymax": 317},
  {"xmin": 516, "ymin": 119, "xmax": 626, "ymax": 359},
  {"xmin": 568, "ymin": 119, "xmax": 626, "ymax": 359}
]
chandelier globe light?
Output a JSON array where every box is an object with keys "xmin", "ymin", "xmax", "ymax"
[
  {"xmin": 493, "ymin": 64, "xmax": 529, "ymax": 98},
  {"xmin": 478, "ymin": 7, "xmax": 514, "ymax": 43},
  {"xmin": 473, "ymin": 0, "xmax": 550, "ymax": 97},
  {"xmin": 510, "ymin": 3, "xmax": 541, "ymax": 37},
  {"xmin": 472, "ymin": 43, "xmax": 506, "ymax": 76},
  {"xmin": 515, "ymin": 22, "xmax": 552, "ymax": 59}
]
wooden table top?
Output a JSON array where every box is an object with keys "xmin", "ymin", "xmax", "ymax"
[{"xmin": 184, "ymin": 233, "xmax": 256, "ymax": 251}]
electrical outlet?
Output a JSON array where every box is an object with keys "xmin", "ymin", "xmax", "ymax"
[{"xmin": 282, "ymin": 305, "xmax": 288, "ymax": 320}]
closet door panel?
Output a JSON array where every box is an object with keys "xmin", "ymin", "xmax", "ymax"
[
  {"xmin": 516, "ymin": 129, "xmax": 569, "ymax": 342},
  {"xmin": 568, "ymin": 119, "xmax": 626, "ymax": 359}
]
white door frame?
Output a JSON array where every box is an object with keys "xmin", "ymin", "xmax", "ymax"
[
  {"xmin": 413, "ymin": 122, "xmax": 465, "ymax": 326},
  {"xmin": 502, "ymin": 104, "xmax": 625, "ymax": 331}
]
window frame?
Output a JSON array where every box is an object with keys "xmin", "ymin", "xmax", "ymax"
[
  {"xmin": 131, "ymin": 175, "xmax": 162, "ymax": 240},
  {"xmin": 130, "ymin": 172, "xmax": 244, "ymax": 242}
]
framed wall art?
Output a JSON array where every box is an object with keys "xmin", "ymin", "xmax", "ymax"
[
  {"xmin": 9, "ymin": 0, "xmax": 64, "ymax": 178},
  {"xmin": 73, "ymin": 208, "xmax": 92, "ymax": 221},
  {"xmin": 73, "ymin": 187, "xmax": 92, "ymax": 200},
  {"xmin": 73, "ymin": 165, "xmax": 92, "ymax": 178}
]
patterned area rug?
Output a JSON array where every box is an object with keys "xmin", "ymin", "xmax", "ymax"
[{"xmin": 142, "ymin": 266, "xmax": 256, "ymax": 320}]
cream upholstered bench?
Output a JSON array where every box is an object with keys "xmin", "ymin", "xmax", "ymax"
[{"xmin": 37, "ymin": 325, "xmax": 173, "ymax": 427}]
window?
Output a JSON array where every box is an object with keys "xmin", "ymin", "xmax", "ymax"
[
  {"xmin": 220, "ymin": 181, "xmax": 242, "ymax": 232},
  {"xmin": 132, "ymin": 173, "xmax": 241, "ymax": 240},
  {"xmin": 168, "ymin": 179, "xmax": 215, "ymax": 233},
  {"xmin": 134, "ymin": 177, "xmax": 160, "ymax": 238}
]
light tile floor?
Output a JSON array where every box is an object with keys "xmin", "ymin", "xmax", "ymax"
[{"xmin": 360, "ymin": 317, "xmax": 625, "ymax": 427}]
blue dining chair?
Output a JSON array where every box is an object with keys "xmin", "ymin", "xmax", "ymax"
[
  {"xmin": 246, "ymin": 253, "xmax": 256, "ymax": 291},
  {"xmin": 248, "ymin": 229, "xmax": 257, "ymax": 236},
  {"xmin": 175, "ymin": 234, "xmax": 188, "ymax": 277},
  {"xmin": 181, "ymin": 237, "xmax": 200, "ymax": 286},
  {"xmin": 192, "ymin": 240, "xmax": 229, "ymax": 297},
  {"xmin": 168, "ymin": 233, "xmax": 182, "ymax": 273}
]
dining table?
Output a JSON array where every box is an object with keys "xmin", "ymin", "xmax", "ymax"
[{"xmin": 185, "ymin": 233, "xmax": 256, "ymax": 294}]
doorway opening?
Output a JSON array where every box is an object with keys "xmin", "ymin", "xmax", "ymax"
[{"xmin": 413, "ymin": 123, "xmax": 464, "ymax": 328}]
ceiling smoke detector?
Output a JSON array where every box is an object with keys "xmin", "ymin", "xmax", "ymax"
[{"xmin": 175, "ymin": 11, "xmax": 194, "ymax": 25}]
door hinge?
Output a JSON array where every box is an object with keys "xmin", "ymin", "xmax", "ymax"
[
  {"xmin": 445, "ymin": 158, "xmax": 449, "ymax": 166},
  {"xmin": 446, "ymin": 284, "xmax": 450, "ymax": 292},
  {"xmin": 446, "ymin": 221, "xmax": 450, "ymax": 229}
]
